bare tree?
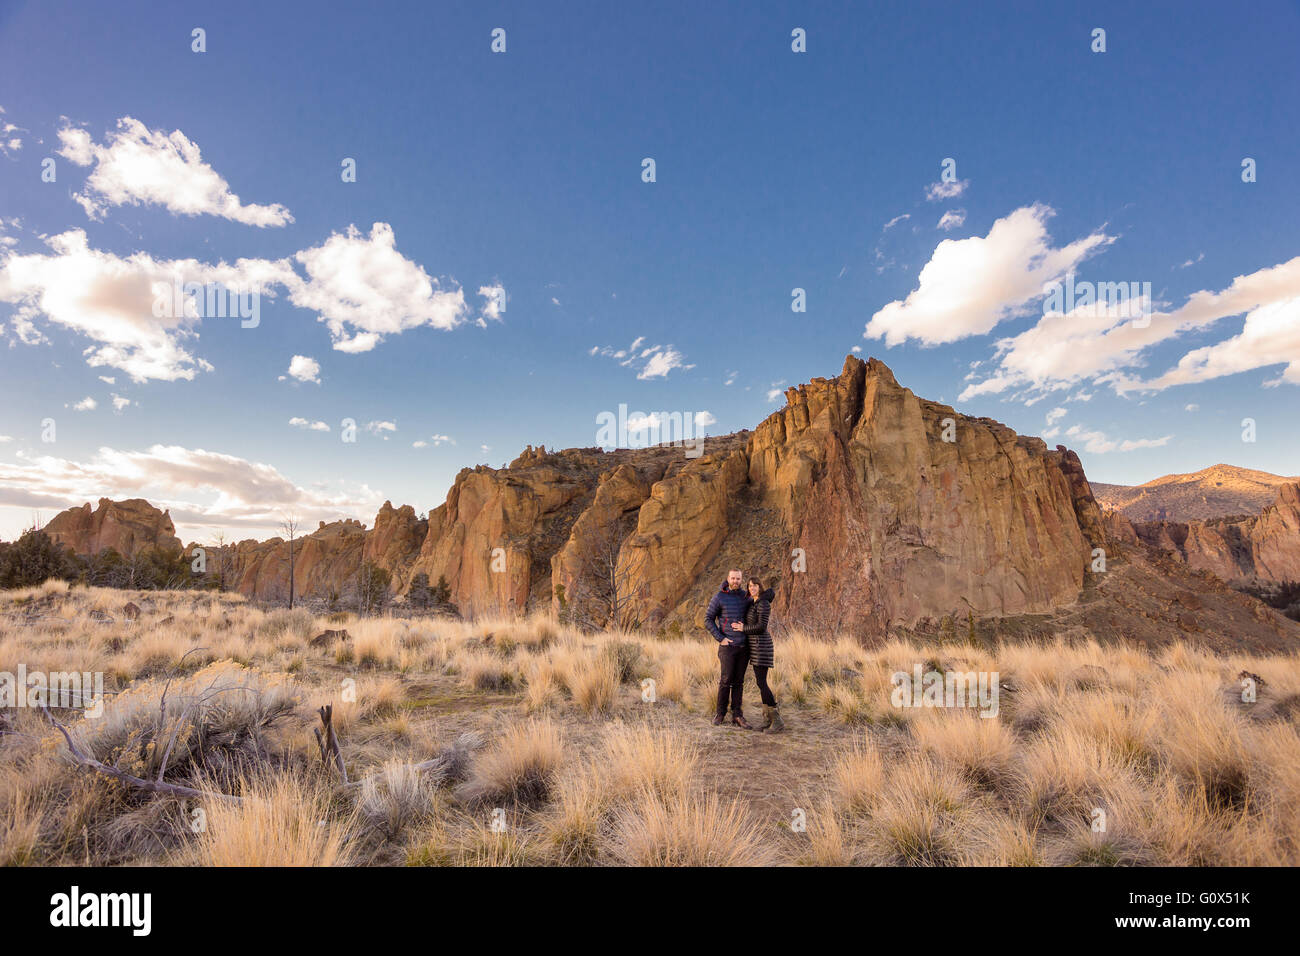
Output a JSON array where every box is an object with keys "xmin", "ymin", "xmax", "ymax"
[
  {"xmin": 280, "ymin": 513, "xmax": 301, "ymax": 609},
  {"xmin": 563, "ymin": 515, "xmax": 639, "ymax": 630},
  {"xmin": 208, "ymin": 530, "xmax": 229, "ymax": 592}
]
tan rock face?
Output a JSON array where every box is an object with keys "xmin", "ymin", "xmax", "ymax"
[
  {"xmin": 1134, "ymin": 482, "xmax": 1300, "ymax": 585},
  {"xmin": 365, "ymin": 502, "xmax": 427, "ymax": 590},
  {"xmin": 226, "ymin": 520, "xmax": 367, "ymax": 602},
  {"xmin": 48, "ymin": 356, "xmax": 1291, "ymax": 639},
  {"xmin": 44, "ymin": 498, "xmax": 182, "ymax": 557},
  {"xmin": 550, "ymin": 464, "xmax": 650, "ymax": 622},
  {"xmin": 408, "ymin": 461, "xmax": 590, "ymax": 616},
  {"xmin": 747, "ymin": 357, "xmax": 1104, "ymax": 636},
  {"xmin": 616, "ymin": 450, "xmax": 749, "ymax": 626}
]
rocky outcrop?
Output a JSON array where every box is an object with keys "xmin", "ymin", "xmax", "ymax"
[
  {"xmin": 746, "ymin": 357, "xmax": 1105, "ymax": 636},
  {"xmin": 1128, "ymin": 483, "xmax": 1300, "ymax": 585},
  {"xmin": 43, "ymin": 356, "xmax": 1290, "ymax": 644},
  {"xmin": 44, "ymin": 498, "xmax": 182, "ymax": 557},
  {"xmin": 1093, "ymin": 464, "xmax": 1299, "ymax": 522},
  {"xmin": 364, "ymin": 502, "xmax": 427, "ymax": 590},
  {"xmin": 617, "ymin": 450, "xmax": 749, "ymax": 625},
  {"xmin": 550, "ymin": 464, "xmax": 650, "ymax": 620},
  {"xmin": 407, "ymin": 459, "xmax": 592, "ymax": 617},
  {"xmin": 226, "ymin": 519, "xmax": 367, "ymax": 602}
]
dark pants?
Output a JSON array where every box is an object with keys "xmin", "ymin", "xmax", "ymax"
[
  {"xmin": 716, "ymin": 643, "xmax": 750, "ymax": 717},
  {"xmin": 752, "ymin": 665, "xmax": 777, "ymax": 707}
]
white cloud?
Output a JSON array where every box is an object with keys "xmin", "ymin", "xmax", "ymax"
[
  {"xmin": 766, "ymin": 383, "xmax": 787, "ymax": 403},
  {"xmin": 1185, "ymin": 403, "xmax": 1199, "ymax": 412},
  {"xmin": 865, "ymin": 205, "xmax": 1114, "ymax": 347},
  {"xmin": 0, "ymin": 223, "xmax": 492, "ymax": 379},
  {"xmin": 286, "ymin": 355, "xmax": 321, "ymax": 384},
  {"xmin": 694, "ymin": 411, "xmax": 717, "ymax": 428},
  {"xmin": 0, "ymin": 443, "xmax": 381, "ymax": 540},
  {"xmin": 364, "ymin": 421, "xmax": 396, "ymax": 438},
  {"xmin": 639, "ymin": 346, "xmax": 690, "ymax": 379},
  {"xmin": 293, "ymin": 223, "xmax": 470, "ymax": 352},
  {"xmin": 0, "ymin": 107, "xmax": 26, "ymax": 157},
  {"xmin": 58, "ymin": 118, "xmax": 293, "ymax": 226},
  {"xmin": 413, "ymin": 434, "xmax": 452, "ymax": 447},
  {"xmin": 960, "ymin": 255, "xmax": 1300, "ymax": 402},
  {"xmin": 71, "ymin": 397, "xmax": 96, "ymax": 411},
  {"xmin": 110, "ymin": 393, "xmax": 131, "ymax": 412},
  {"xmin": 0, "ymin": 228, "xmax": 290, "ymax": 381},
  {"xmin": 1045, "ymin": 406, "xmax": 1067, "ymax": 426},
  {"xmin": 477, "ymin": 282, "xmax": 507, "ymax": 325},
  {"xmin": 1064, "ymin": 424, "xmax": 1172, "ymax": 454},
  {"xmin": 592, "ymin": 338, "xmax": 694, "ymax": 379},
  {"xmin": 937, "ymin": 209, "xmax": 966, "ymax": 231},
  {"xmin": 882, "ymin": 213, "xmax": 910, "ymax": 231},
  {"xmin": 97, "ymin": 375, "xmax": 115, "ymax": 385},
  {"xmin": 289, "ymin": 417, "xmax": 329, "ymax": 432},
  {"xmin": 1136, "ymin": 297, "xmax": 1300, "ymax": 390},
  {"xmin": 925, "ymin": 180, "xmax": 969, "ymax": 201}
]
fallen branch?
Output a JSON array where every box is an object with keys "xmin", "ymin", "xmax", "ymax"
[
  {"xmin": 314, "ymin": 705, "xmax": 348, "ymax": 783},
  {"xmin": 41, "ymin": 703, "xmax": 240, "ymax": 804}
]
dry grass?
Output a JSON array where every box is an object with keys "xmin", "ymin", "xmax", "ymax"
[
  {"xmin": 458, "ymin": 717, "xmax": 565, "ymax": 809},
  {"xmin": 2, "ymin": 583, "xmax": 1298, "ymax": 867},
  {"xmin": 608, "ymin": 790, "xmax": 776, "ymax": 866},
  {"xmin": 186, "ymin": 772, "xmax": 358, "ymax": 866}
]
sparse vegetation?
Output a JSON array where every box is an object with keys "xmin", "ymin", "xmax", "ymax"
[{"xmin": 1, "ymin": 582, "xmax": 1298, "ymax": 866}]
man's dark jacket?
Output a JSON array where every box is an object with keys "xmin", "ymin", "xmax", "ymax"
[{"xmin": 705, "ymin": 583, "xmax": 751, "ymax": 645}]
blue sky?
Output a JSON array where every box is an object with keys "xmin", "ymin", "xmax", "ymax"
[{"xmin": 1, "ymin": 0, "xmax": 1298, "ymax": 542}]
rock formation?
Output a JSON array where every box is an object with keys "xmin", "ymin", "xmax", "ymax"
[
  {"xmin": 43, "ymin": 498, "xmax": 182, "ymax": 557},
  {"xmin": 1111, "ymin": 482, "xmax": 1300, "ymax": 586},
  {"xmin": 1092, "ymin": 464, "xmax": 1299, "ymax": 522},
  {"xmin": 33, "ymin": 356, "xmax": 1298, "ymax": 644}
]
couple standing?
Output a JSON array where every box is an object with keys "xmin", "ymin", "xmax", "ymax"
[{"xmin": 705, "ymin": 569, "xmax": 784, "ymax": 732}]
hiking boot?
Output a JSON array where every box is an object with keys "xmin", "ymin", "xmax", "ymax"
[
  {"xmin": 762, "ymin": 705, "xmax": 785, "ymax": 734},
  {"xmin": 731, "ymin": 713, "xmax": 753, "ymax": 730},
  {"xmin": 711, "ymin": 713, "xmax": 725, "ymax": 726},
  {"xmin": 755, "ymin": 705, "xmax": 773, "ymax": 730}
]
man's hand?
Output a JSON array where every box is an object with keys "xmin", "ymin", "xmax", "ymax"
[
  {"xmin": 730, "ymin": 621, "xmax": 744, "ymax": 631},
  {"xmin": 719, "ymin": 638, "xmax": 732, "ymax": 645}
]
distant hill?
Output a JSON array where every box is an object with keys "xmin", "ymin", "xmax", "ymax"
[{"xmin": 1092, "ymin": 464, "xmax": 1300, "ymax": 522}]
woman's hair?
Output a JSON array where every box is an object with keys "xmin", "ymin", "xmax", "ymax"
[{"xmin": 747, "ymin": 576, "xmax": 765, "ymax": 591}]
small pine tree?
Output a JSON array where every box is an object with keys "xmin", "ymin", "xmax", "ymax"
[{"xmin": 0, "ymin": 529, "xmax": 77, "ymax": 589}]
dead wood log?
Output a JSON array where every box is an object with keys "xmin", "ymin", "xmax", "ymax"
[{"xmin": 314, "ymin": 704, "xmax": 348, "ymax": 783}]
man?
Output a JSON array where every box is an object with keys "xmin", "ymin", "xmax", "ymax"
[{"xmin": 705, "ymin": 569, "xmax": 753, "ymax": 728}]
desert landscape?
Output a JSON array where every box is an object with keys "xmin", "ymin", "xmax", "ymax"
[
  {"xmin": 2, "ymin": 580, "xmax": 1298, "ymax": 867},
  {"xmin": 2, "ymin": 356, "xmax": 1298, "ymax": 868},
  {"xmin": 2, "ymin": 1, "xmax": 1298, "ymax": 906}
]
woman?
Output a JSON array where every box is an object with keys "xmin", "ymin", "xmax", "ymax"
[{"xmin": 730, "ymin": 576, "xmax": 783, "ymax": 732}]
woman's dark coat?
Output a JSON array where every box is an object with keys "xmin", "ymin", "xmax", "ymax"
[{"xmin": 741, "ymin": 588, "xmax": 775, "ymax": 668}]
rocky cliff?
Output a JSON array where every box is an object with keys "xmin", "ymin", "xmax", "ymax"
[
  {"xmin": 1110, "ymin": 482, "xmax": 1300, "ymax": 586},
  {"xmin": 36, "ymin": 356, "xmax": 1297, "ymax": 643},
  {"xmin": 1092, "ymin": 464, "xmax": 1300, "ymax": 522},
  {"xmin": 241, "ymin": 356, "xmax": 1114, "ymax": 636},
  {"xmin": 43, "ymin": 498, "xmax": 182, "ymax": 557}
]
